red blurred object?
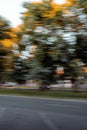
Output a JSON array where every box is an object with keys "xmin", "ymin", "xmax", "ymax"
[{"xmin": 83, "ymin": 67, "xmax": 87, "ymax": 73}]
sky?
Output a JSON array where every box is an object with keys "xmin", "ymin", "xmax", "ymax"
[
  {"xmin": 0, "ymin": 0, "xmax": 31, "ymax": 27},
  {"xmin": 0, "ymin": 0, "xmax": 66, "ymax": 27}
]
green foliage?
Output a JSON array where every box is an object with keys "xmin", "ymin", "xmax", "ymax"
[
  {"xmin": 0, "ymin": 16, "xmax": 13, "ymax": 82},
  {"xmin": 0, "ymin": 44, "xmax": 13, "ymax": 82},
  {"xmin": 28, "ymin": 44, "xmax": 56, "ymax": 85},
  {"xmin": 13, "ymin": 58, "xmax": 29, "ymax": 84},
  {"xmin": 0, "ymin": 16, "xmax": 11, "ymax": 40},
  {"xmin": 17, "ymin": 0, "xmax": 87, "ymax": 84},
  {"xmin": 76, "ymin": 35, "xmax": 87, "ymax": 65}
]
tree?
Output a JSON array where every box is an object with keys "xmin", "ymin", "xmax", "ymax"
[
  {"xmin": 18, "ymin": 0, "xmax": 87, "ymax": 86},
  {"xmin": 0, "ymin": 16, "xmax": 11, "ymax": 40},
  {"xmin": 0, "ymin": 16, "xmax": 13, "ymax": 83},
  {"xmin": 65, "ymin": 0, "xmax": 87, "ymax": 72},
  {"xmin": 20, "ymin": 1, "xmax": 76, "ymax": 85},
  {"xmin": 28, "ymin": 44, "xmax": 56, "ymax": 85},
  {"xmin": 12, "ymin": 58, "xmax": 30, "ymax": 84},
  {"xmin": 0, "ymin": 44, "xmax": 13, "ymax": 82},
  {"xmin": 76, "ymin": 35, "xmax": 87, "ymax": 65}
]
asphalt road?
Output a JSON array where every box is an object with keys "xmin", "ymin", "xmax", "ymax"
[{"xmin": 0, "ymin": 95, "xmax": 87, "ymax": 130}]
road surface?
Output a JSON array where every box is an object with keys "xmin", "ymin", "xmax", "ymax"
[{"xmin": 0, "ymin": 95, "xmax": 87, "ymax": 130}]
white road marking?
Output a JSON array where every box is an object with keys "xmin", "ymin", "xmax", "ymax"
[{"xmin": 39, "ymin": 112, "xmax": 58, "ymax": 130}]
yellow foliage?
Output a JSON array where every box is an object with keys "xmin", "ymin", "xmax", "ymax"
[
  {"xmin": 43, "ymin": 2, "xmax": 62, "ymax": 18},
  {"xmin": 23, "ymin": 12, "xmax": 29, "ymax": 17},
  {"xmin": 51, "ymin": 2, "xmax": 61, "ymax": 11},
  {"xmin": 32, "ymin": 2, "xmax": 42, "ymax": 4},
  {"xmin": 23, "ymin": 1, "xmax": 73, "ymax": 19},
  {"xmin": 1, "ymin": 39, "xmax": 13, "ymax": 48},
  {"xmin": 12, "ymin": 25, "xmax": 23, "ymax": 32},
  {"xmin": 0, "ymin": 26, "xmax": 23, "ymax": 48}
]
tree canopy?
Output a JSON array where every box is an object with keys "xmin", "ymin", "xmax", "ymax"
[
  {"xmin": 17, "ymin": 0, "xmax": 85, "ymax": 85},
  {"xmin": 1, "ymin": 0, "xmax": 87, "ymax": 84},
  {"xmin": 0, "ymin": 16, "xmax": 14, "ymax": 83}
]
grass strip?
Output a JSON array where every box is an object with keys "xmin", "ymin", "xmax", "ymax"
[{"xmin": 0, "ymin": 88, "xmax": 87, "ymax": 100}]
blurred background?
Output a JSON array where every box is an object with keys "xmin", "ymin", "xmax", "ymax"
[{"xmin": 0, "ymin": 0, "xmax": 87, "ymax": 90}]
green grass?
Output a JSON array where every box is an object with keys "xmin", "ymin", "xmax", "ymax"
[{"xmin": 0, "ymin": 88, "xmax": 87, "ymax": 100}]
